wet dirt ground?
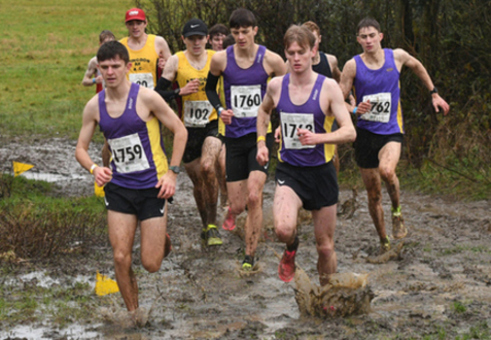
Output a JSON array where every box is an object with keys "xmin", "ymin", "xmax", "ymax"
[{"xmin": 1, "ymin": 138, "xmax": 491, "ymax": 339}]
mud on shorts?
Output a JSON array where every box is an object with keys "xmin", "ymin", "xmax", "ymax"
[
  {"xmin": 354, "ymin": 127, "xmax": 403, "ymax": 169},
  {"xmin": 275, "ymin": 161, "xmax": 338, "ymax": 211},
  {"xmin": 104, "ymin": 182, "xmax": 172, "ymax": 220},
  {"xmin": 224, "ymin": 132, "xmax": 274, "ymax": 182}
]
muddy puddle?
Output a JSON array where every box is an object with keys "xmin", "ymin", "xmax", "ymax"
[{"xmin": 1, "ymin": 138, "xmax": 490, "ymax": 339}]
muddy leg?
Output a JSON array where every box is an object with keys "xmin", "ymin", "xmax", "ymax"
[
  {"xmin": 313, "ymin": 205, "xmax": 337, "ymax": 286},
  {"xmin": 360, "ymin": 167, "xmax": 387, "ymax": 241},
  {"xmin": 244, "ymin": 171, "xmax": 267, "ymax": 257}
]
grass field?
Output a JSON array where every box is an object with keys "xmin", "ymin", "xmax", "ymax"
[{"xmin": 0, "ymin": 0, "xmax": 132, "ymax": 139}]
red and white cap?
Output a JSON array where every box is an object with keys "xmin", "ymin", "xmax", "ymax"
[{"xmin": 125, "ymin": 8, "xmax": 146, "ymax": 22}]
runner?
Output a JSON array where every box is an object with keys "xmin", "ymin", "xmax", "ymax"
[
  {"xmin": 155, "ymin": 18, "xmax": 223, "ymax": 246},
  {"xmin": 339, "ymin": 17, "xmax": 450, "ymax": 253},
  {"xmin": 208, "ymin": 23, "xmax": 230, "ymax": 209},
  {"xmin": 206, "ymin": 8, "xmax": 287, "ymax": 270},
  {"xmin": 81, "ymin": 30, "xmax": 116, "ymax": 93},
  {"xmin": 120, "ymin": 8, "xmax": 171, "ymax": 89},
  {"xmin": 208, "ymin": 24, "xmax": 229, "ymax": 51},
  {"xmin": 75, "ymin": 41, "xmax": 187, "ymax": 316},
  {"xmin": 256, "ymin": 25, "xmax": 355, "ymax": 284}
]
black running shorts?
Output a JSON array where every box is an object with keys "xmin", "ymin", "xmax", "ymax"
[{"xmin": 354, "ymin": 127, "xmax": 403, "ymax": 169}]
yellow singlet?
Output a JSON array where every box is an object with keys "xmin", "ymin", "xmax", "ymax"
[
  {"xmin": 120, "ymin": 34, "xmax": 158, "ymax": 89},
  {"xmin": 175, "ymin": 50, "xmax": 218, "ymax": 128}
]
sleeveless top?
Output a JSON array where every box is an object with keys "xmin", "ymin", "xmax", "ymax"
[
  {"xmin": 98, "ymin": 83, "xmax": 168, "ymax": 189},
  {"xmin": 353, "ymin": 48, "xmax": 403, "ymax": 135},
  {"xmin": 120, "ymin": 34, "xmax": 159, "ymax": 89},
  {"xmin": 223, "ymin": 45, "xmax": 269, "ymax": 138},
  {"xmin": 175, "ymin": 50, "xmax": 218, "ymax": 127},
  {"xmin": 312, "ymin": 52, "xmax": 333, "ymax": 78},
  {"xmin": 277, "ymin": 73, "xmax": 335, "ymax": 167}
]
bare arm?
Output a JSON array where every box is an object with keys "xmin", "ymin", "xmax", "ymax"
[
  {"xmin": 155, "ymin": 36, "xmax": 172, "ymax": 70},
  {"xmin": 143, "ymin": 89, "xmax": 187, "ymax": 198},
  {"xmin": 81, "ymin": 57, "xmax": 101, "ymax": 87},
  {"xmin": 395, "ymin": 48, "xmax": 450, "ymax": 115},
  {"xmin": 298, "ymin": 79, "xmax": 356, "ymax": 146},
  {"xmin": 265, "ymin": 50, "xmax": 287, "ymax": 77},
  {"xmin": 256, "ymin": 77, "xmax": 281, "ymax": 166},
  {"xmin": 326, "ymin": 54, "xmax": 341, "ymax": 83},
  {"xmin": 75, "ymin": 97, "xmax": 113, "ymax": 186},
  {"xmin": 206, "ymin": 51, "xmax": 234, "ymax": 124}
]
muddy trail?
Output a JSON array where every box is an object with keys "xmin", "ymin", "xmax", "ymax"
[{"xmin": 1, "ymin": 138, "xmax": 491, "ymax": 339}]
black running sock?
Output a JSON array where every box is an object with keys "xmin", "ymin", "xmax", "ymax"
[{"xmin": 286, "ymin": 236, "xmax": 299, "ymax": 252}]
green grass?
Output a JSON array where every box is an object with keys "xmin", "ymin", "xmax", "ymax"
[{"xmin": 0, "ymin": 0, "xmax": 132, "ymax": 139}]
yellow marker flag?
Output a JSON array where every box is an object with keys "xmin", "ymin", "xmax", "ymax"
[
  {"xmin": 13, "ymin": 161, "xmax": 34, "ymax": 177},
  {"xmin": 94, "ymin": 182, "xmax": 105, "ymax": 197},
  {"xmin": 95, "ymin": 271, "xmax": 120, "ymax": 296}
]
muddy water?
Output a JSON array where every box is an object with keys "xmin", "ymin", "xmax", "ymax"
[{"xmin": 1, "ymin": 138, "xmax": 491, "ymax": 339}]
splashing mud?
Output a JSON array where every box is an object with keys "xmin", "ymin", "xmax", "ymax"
[{"xmin": 1, "ymin": 138, "xmax": 490, "ymax": 339}]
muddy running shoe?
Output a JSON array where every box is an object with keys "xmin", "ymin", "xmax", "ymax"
[
  {"xmin": 242, "ymin": 255, "xmax": 255, "ymax": 271},
  {"xmin": 391, "ymin": 206, "xmax": 407, "ymax": 239},
  {"xmin": 164, "ymin": 233, "xmax": 172, "ymax": 258},
  {"xmin": 380, "ymin": 235, "xmax": 391, "ymax": 254},
  {"xmin": 278, "ymin": 237, "xmax": 299, "ymax": 282},
  {"xmin": 222, "ymin": 207, "xmax": 236, "ymax": 231},
  {"xmin": 205, "ymin": 224, "xmax": 223, "ymax": 246}
]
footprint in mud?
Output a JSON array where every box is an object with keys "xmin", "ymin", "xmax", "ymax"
[{"xmin": 294, "ymin": 267, "xmax": 374, "ymax": 318}]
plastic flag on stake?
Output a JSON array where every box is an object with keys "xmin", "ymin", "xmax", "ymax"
[
  {"xmin": 95, "ymin": 271, "xmax": 120, "ymax": 296},
  {"xmin": 13, "ymin": 161, "xmax": 34, "ymax": 177}
]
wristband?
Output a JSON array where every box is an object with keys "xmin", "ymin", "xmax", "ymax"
[
  {"xmin": 217, "ymin": 107, "xmax": 224, "ymax": 117},
  {"xmin": 257, "ymin": 135, "xmax": 266, "ymax": 144},
  {"xmin": 430, "ymin": 87, "xmax": 438, "ymax": 94},
  {"xmin": 90, "ymin": 164, "xmax": 98, "ymax": 174},
  {"xmin": 353, "ymin": 106, "xmax": 358, "ymax": 115},
  {"xmin": 92, "ymin": 78, "xmax": 96, "ymax": 84}
]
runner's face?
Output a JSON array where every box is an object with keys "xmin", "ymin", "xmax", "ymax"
[
  {"xmin": 357, "ymin": 26, "xmax": 383, "ymax": 53},
  {"xmin": 285, "ymin": 41, "xmax": 314, "ymax": 73},
  {"xmin": 98, "ymin": 56, "xmax": 130, "ymax": 88},
  {"xmin": 126, "ymin": 20, "xmax": 147, "ymax": 38},
  {"xmin": 183, "ymin": 35, "xmax": 208, "ymax": 56},
  {"xmin": 230, "ymin": 26, "xmax": 257, "ymax": 49},
  {"xmin": 210, "ymin": 33, "xmax": 226, "ymax": 51}
]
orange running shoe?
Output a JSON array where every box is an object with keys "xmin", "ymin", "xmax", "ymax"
[
  {"xmin": 278, "ymin": 249, "xmax": 296, "ymax": 282},
  {"xmin": 222, "ymin": 207, "xmax": 236, "ymax": 231}
]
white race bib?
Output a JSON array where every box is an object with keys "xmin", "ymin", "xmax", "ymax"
[
  {"xmin": 183, "ymin": 101, "xmax": 213, "ymax": 127},
  {"xmin": 230, "ymin": 85, "xmax": 262, "ymax": 118},
  {"xmin": 108, "ymin": 133, "xmax": 150, "ymax": 173},
  {"xmin": 280, "ymin": 112, "xmax": 316, "ymax": 149},
  {"xmin": 360, "ymin": 92, "xmax": 391, "ymax": 123},
  {"xmin": 129, "ymin": 73, "xmax": 154, "ymax": 89}
]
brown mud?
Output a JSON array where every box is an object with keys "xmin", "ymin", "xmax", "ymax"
[{"xmin": 1, "ymin": 138, "xmax": 491, "ymax": 339}]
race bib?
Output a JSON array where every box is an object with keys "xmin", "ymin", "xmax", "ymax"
[
  {"xmin": 108, "ymin": 133, "xmax": 150, "ymax": 173},
  {"xmin": 230, "ymin": 85, "xmax": 262, "ymax": 118},
  {"xmin": 183, "ymin": 101, "xmax": 213, "ymax": 127},
  {"xmin": 280, "ymin": 112, "xmax": 315, "ymax": 149},
  {"xmin": 129, "ymin": 73, "xmax": 154, "ymax": 89},
  {"xmin": 359, "ymin": 92, "xmax": 391, "ymax": 123}
]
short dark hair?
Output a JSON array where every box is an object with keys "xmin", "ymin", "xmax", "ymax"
[
  {"xmin": 357, "ymin": 17, "xmax": 381, "ymax": 34},
  {"xmin": 222, "ymin": 34, "xmax": 235, "ymax": 49},
  {"xmin": 97, "ymin": 41, "xmax": 129, "ymax": 64},
  {"xmin": 284, "ymin": 25, "xmax": 315, "ymax": 50},
  {"xmin": 229, "ymin": 8, "xmax": 257, "ymax": 29},
  {"xmin": 99, "ymin": 30, "xmax": 116, "ymax": 43},
  {"xmin": 209, "ymin": 24, "xmax": 229, "ymax": 39}
]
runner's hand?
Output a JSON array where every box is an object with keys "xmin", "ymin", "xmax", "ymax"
[
  {"xmin": 220, "ymin": 108, "xmax": 234, "ymax": 125},
  {"xmin": 156, "ymin": 172, "xmax": 176, "ymax": 199},
  {"xmin": 93, "ymin": 166, "xmax": 112, "ymax": 187},
  {"xmin": 432, "ymin": 94, "xmax": 450, "ymax": 115},
  {"xmin": 179, "ymin": 79, "xmax": 200, "ymax": 96},
  {"xmin": 356, "ymin": 100, "xmax": 371, "ymax": 115},
  {"xmin": 274, "ymin": 126, "xmax": 281, "ymax": 143},
  {"xmin": 297, "ymin": 128, "xmax": 318, "ymax": 146},
  {"xmin": 256, "ymin": 143, "xmax": 269, "ymax": 166}
]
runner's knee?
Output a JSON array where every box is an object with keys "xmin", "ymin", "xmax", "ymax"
[
  {"xmin": 316, "ymin": 243, "xmax": 335, "ymax": 261},
  {"xmin": 141, "ymin": 258, "xmax": 162, "ymax": 273},
  {"xmin": 379, "ymin": 165, "xmax": 396, "ymax": 182},
  {"xmin": 113, "ymin": 251, "xmax": 132, "ymax": 268}
]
